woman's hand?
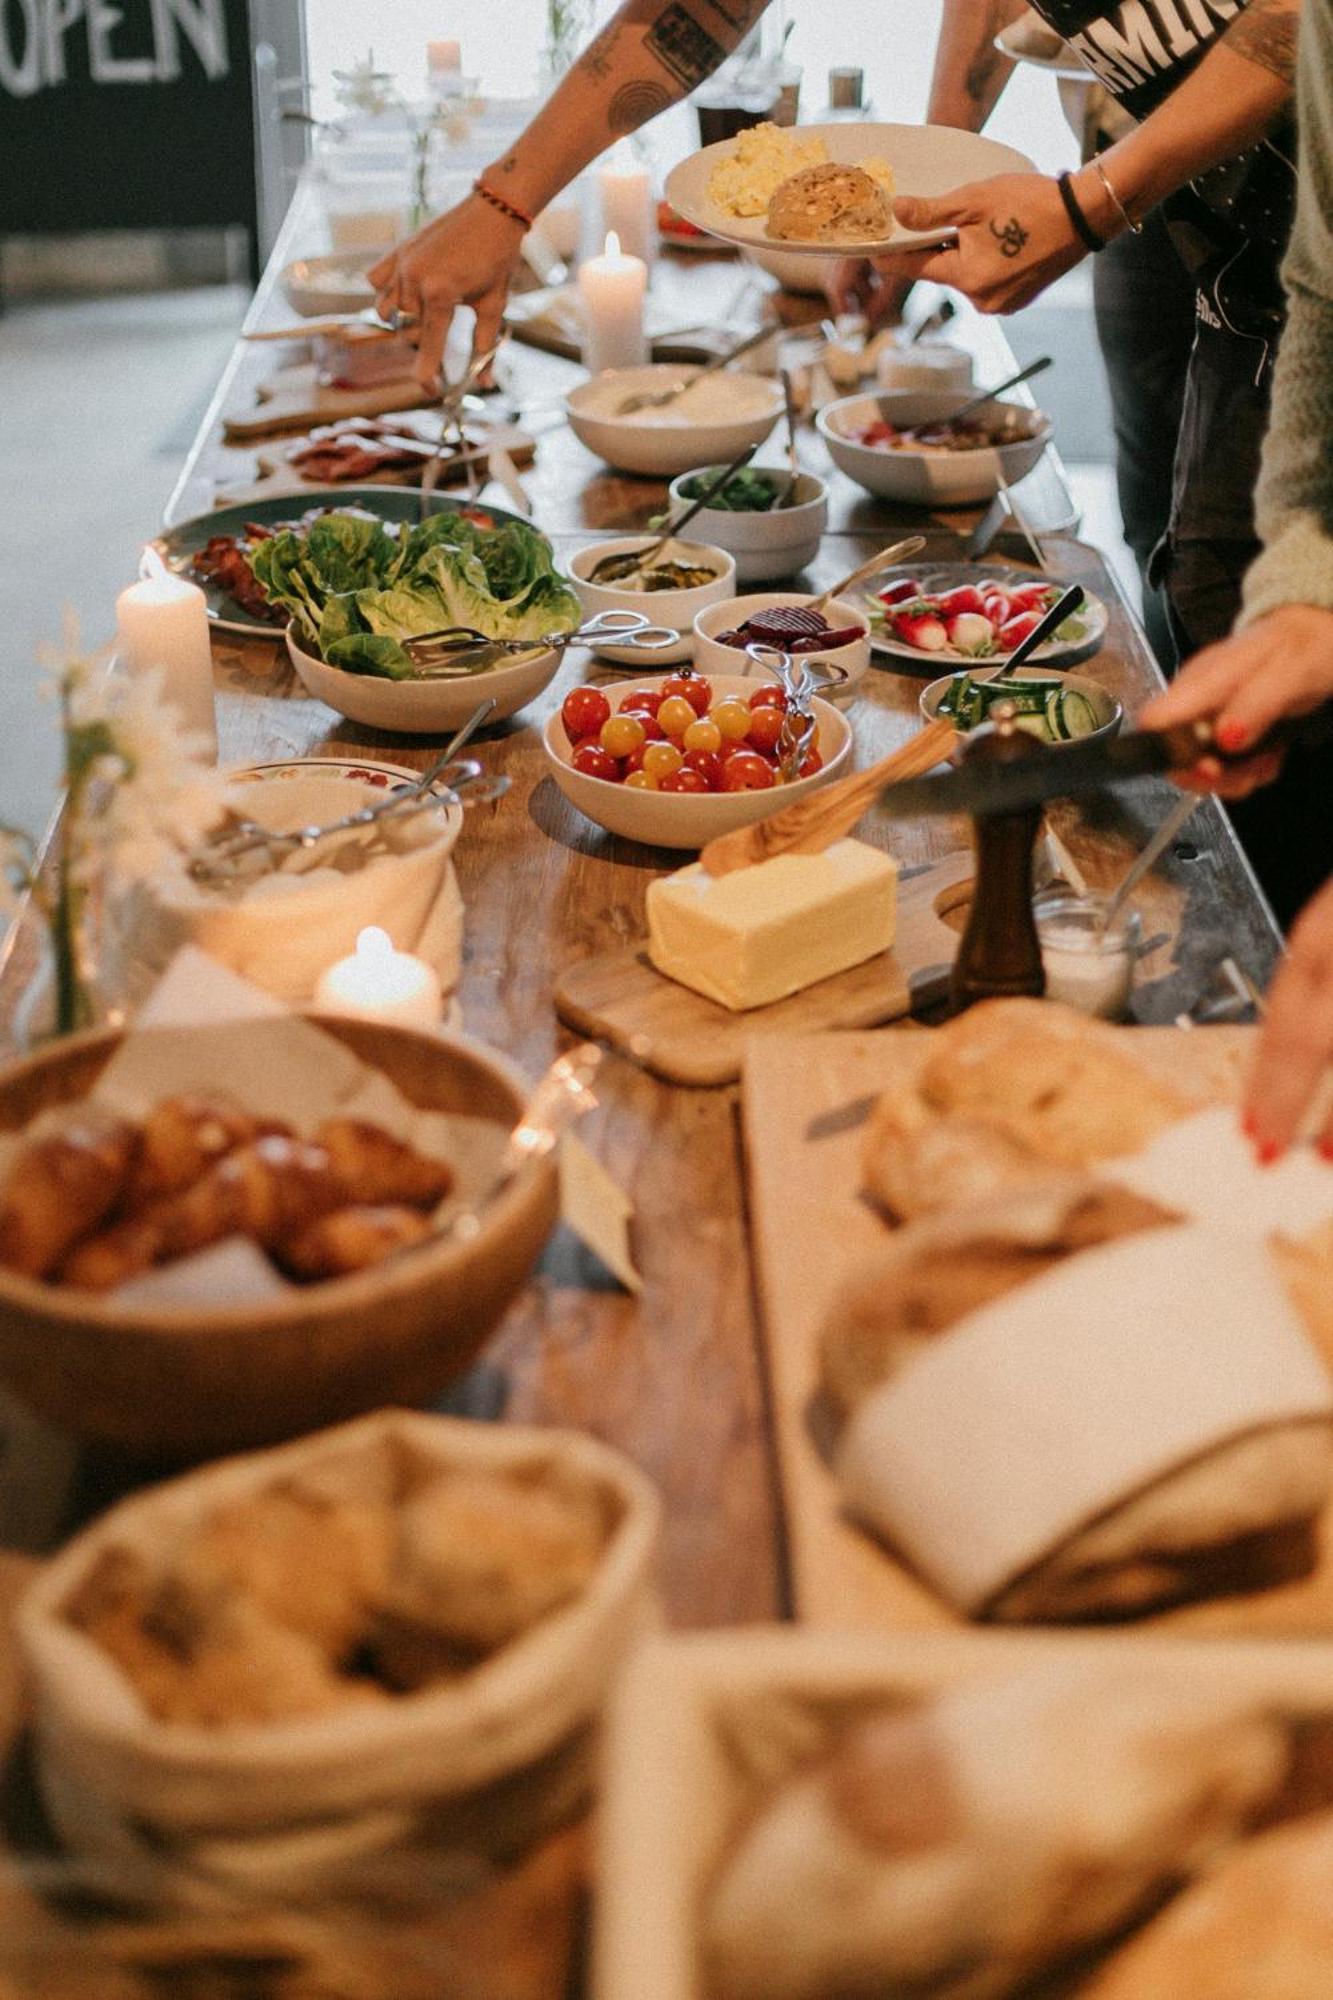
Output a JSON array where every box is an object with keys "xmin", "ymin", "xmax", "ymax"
[
  {"xmin": 883, "ymin": 173, "xmax": 1090, "ymax": 314},
  {"xmin": 828, "ymin": 258, "xmax": 914, "ymax": 330},
  {"xmin": 369, "ymin": 193, "xmax": 526, "ymax": 392},
  {"xmin": 1245, "ymin": 877, "xmax": 1333, "ymax": 1160},
  {"xmin": 1139, "ymin": 605, "xmax": 1333, "ymax": 798}
]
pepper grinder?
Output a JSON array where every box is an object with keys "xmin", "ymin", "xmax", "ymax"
[{"xmin": 949, "ymin": 712, "xmax": 1048, "ymax": 1012}]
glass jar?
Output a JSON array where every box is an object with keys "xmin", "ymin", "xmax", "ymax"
[{"xmin": 1034, "ymin": 890, "xmax": 1141, "ymax": 1020}]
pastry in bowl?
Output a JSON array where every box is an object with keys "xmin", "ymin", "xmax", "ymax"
[{"xmin": 767, "ymin": 161, "xmax": 893, "ymax": 244}]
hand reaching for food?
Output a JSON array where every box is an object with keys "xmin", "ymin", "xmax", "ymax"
[{"xmin": 368, "ymin": 193, "xmax": 524, "ymax": 394}]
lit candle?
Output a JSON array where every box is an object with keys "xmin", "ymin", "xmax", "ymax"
[
  {"xmin": 577, "ymin": 231, "xmax": 648, "ymax": 376},
  {"xmin": 314, "ymin": 926, "xmax": 443, "ymax": 1031},
  {"xmin": 115, "ymin": 547, "xmax": 218, "ymax": 761},
  {"xmin": 427, "ymin": 38, "xmax": 461, "ymax": 72},
  {"xmin": 596, "ymin": 155, "xmax": 654, "ymax": 265}
]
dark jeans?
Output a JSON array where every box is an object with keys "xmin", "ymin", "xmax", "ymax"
[{"xmin": 1092, "ymin": 212, "xmax": 1196, "ymax": 666}]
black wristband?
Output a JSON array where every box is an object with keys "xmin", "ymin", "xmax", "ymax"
[{"xmin": 1056, "ymin": 169, "xmax": 1106, "ymax": 254}]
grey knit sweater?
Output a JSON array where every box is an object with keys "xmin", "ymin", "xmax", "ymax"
[{"xmin": 1239, "ymin": 0, "xmax": 1333, "ymax": 623}]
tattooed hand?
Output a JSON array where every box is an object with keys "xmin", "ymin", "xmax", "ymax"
[{"xmin": 883, "ymin": 173, "xmax": 1092, "ymax": 313}]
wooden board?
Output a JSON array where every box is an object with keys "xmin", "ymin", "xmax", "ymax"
[
  {"xmin": 223, "ymin": 364, "xmax": 438, "ymax": 443},
  {"xmin": 213, "ymin": 421, "xmax": 539, "ymax": 507},
  {"xmin": 738, "ymin": 1021, "xmax": 1333, "ymax": 1641},
  {"xmin": 553, "ymin": 852, "xmax": 970, "ymax": 1087}
]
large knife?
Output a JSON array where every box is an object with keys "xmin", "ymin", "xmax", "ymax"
[{"xmin": 870, "ymin": 705, "xmax": 1333, "ymax": 820}]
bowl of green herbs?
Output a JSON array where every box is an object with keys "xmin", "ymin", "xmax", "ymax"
[{"xmin": 666, "ymin": 463, "xmax": 828, "ymax": 583}]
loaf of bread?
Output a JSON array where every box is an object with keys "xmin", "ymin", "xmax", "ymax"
[{"xmin": 706, "ymin": 1662, "xmax": 1285, "ymax": 2000}]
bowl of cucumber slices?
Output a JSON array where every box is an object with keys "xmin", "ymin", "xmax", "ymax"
[{"xmin": 919, "ymin": 665, "xmax": 1121, "ymax": 745}]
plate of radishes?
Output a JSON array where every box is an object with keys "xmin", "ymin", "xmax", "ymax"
[{"xmin": 860, "ymin": 564, "xmax": 1107, "ymax": 670}]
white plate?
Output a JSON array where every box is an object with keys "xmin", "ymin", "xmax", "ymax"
[
  {"xmin": 861, "ymin": 564, "xmax": 1108, "ymax": 668},
  {"xmin": 664, "ymin": 122, "xmax": 1035, "ymax": 258}
]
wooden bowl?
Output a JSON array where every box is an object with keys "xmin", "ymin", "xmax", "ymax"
[{"xmin": 0, "ymin": 1020, "xmax": 558, "ymax": 1460}]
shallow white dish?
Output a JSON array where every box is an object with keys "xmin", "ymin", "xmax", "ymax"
[
  {"xmin": 567, "ymin": 539, "xmax": 736, "ymax": 664},
  {"xmin": 692, "ymin": 591, "xmax": 870, "ymax": 696},
  {"xmin": 286, "ymin": 627, "xmax": 560, "ymax": 735},
  {"xmin": 919, "ymin": 664, "xmax": 1123, "ymax": 743},
  {"xmin": 666, "ymin": 468, "xmax": 828, "ymax": 583},
  {"xmin": 566, "ymin": 366, "xmax": 783, "ymax": 478},
  {"xmin": 818, "ymin": 390, "xmax": 1052, "ymax": 507},
  {"xmin": 665, "ymin": 122, "xmax": 1034, "ymax": 258},
  {"xmin": 541, "ymin": 672, "xmax": 852, "ymax": 850},
  {"xmin": 279, "ymin": 250, "xmax": 379, "ymax": 318},
  {"xmin": 863, "ymin": 562, "xmax": 1108, "ymax": 669}
]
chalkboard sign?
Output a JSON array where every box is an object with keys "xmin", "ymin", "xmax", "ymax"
[{"xmin": 0, "ymin": 0, "xmax": 257, "ymax": 238}]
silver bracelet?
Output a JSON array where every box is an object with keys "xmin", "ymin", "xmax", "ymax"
[{"xmin": 1091, "ymin": 155, "xmax": 1143, "ymax": 236}]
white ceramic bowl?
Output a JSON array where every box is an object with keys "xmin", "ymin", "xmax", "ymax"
[
  {"xmin": 286, "ymin": 627, "xmax": 560, "ymax": 735},
  {"xmin": 692, "ymin": 591, "xmax": 871, "ymax": 697},
  {"xmin": 565, "ymin": 366, "xmax": 783, "ymax": 478},
  {"xmin": 567, "ymin": 539, "xmax": 736, "ymax": 665},
  {"xmin": 279, "ymin": 250, "xmax": 379, "ymax": 318},
  {"xmin": 742, "ymin": 244, "xmax": 838, "ymax": 296},
  {"xmin": 817, "ymin": 390, "xmax": 1052, "ymax": 506},
  {"xmin": 665, "ymin": 468, "xmax": 829, "ymax": 584},
  {"xmin": 541, "ymin": 673, "xmax": 852, "ymax": 850},
  {"xmin": 919, "ymin": 665, "xmax": 1123, "ymax": 742}
]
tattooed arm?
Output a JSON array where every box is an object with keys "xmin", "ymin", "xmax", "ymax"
[
  {"xmin": 880, "ymin": 0, "xmax": 1301, "ymax": 316},
  {"xmin": 371, "ymin": 0, "xmax": 769, "ymax": 388}
]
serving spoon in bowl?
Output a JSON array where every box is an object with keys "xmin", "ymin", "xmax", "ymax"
[
  {"xmin": 612, "ymin": 322, "xmax": 775, "ymax": 416},
  {"xmin": 585, "ymin": 444, "xmax": 759, "ymax": 585},
  {"xmin": 896, "ymin": 354, "xmax": 1053, "ymax": 443}
]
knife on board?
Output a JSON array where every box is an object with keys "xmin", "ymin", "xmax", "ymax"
[{"xmin": 869, "ymin": 704, "xmax": 1333, "ymax": 821}]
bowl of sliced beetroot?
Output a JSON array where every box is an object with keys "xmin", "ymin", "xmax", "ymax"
[
  {"xmin": 859, "ymin": 563, "xmax": 1108, "ymax": 670},
  {"xmin": 692, "ymin": 593, "xmax": 870, "ymax": 694}
]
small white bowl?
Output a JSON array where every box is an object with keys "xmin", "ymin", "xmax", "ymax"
[
  {"xmin": 665, "ymin": 468, "xmax": 829, "ymax": 584},
  {"xmin": 541, "ymin": 672, "xmax": 852, "ymax": 850},
  {"xmin": 567, "ymin": 539, "xmax": 736, "ymax": 665},
  {"xmin": 919, "ymin": 666, "xmax": 1123, "ymax": 742},
  {"xmin": 692, "ymin": 591, "xmax": 871, "ymax": 696},
  {"xmin": 566, "ymin": 365, "xmax": 783, "ymax": 478},
  {"xmin": 743, "ymin": 244, "xmax": 838, "ymax": 297},
  {"xmin": 818, "ymin": 390, "xmax": 1052, "ymax": 506},
  {"xmin": 285, "ymin": 628, "xmax": 560, "ymax": 735}
]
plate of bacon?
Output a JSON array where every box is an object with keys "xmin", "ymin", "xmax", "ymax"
[{"xmin": 156, "ymin": 487, "xmax": 531, "ymax": 638}]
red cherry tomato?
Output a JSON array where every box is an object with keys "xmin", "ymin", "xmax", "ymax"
[
  {"xmin": 682, "ymin": 748, "xmax": 724, "ymax": 790},
  {"xmin": 620, "ymin": 704, "xmax": 665, "ymax": 741},
  {"xmin": 622, "ymin": 687, "xmax": 664, "ymax": 717},
  {"xmin": 661, "ymin": 672, "xmax": 712, "ymax": 717},
  {"xmin": 721, "ymin": 751, "xmax": 777, "ymax": 792},
  {"xmin": 799, "ymin": 746, "xmax": 824, "ymax": 777},
  {"xmin": 748, "ymin": 686, "xmax": 788, "ymax": 711},
  {"xmin": 562, "ymin": 686, "xmax": 611, "ymax": 740},
  {"xmin": 571, "ymin": 742, "xmax": 621, "ymax": 783},
  {"xmin": 746, "ymin": 707, "xmax": 785, "ymax": 756},
  {"xmin": 661, "ymin": 766, "xmax": 711, "ymax": 794}
]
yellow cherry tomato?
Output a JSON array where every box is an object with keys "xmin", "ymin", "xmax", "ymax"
[
  {"xmin": 682, "ymin": 717, "xmax": 723, "ymax": 753},
  {"xmin": 624, "ymin": 768, "xmax": 657, "ymax": 789},
  {"xmin": 711, "ymin": 698, "xmax": 752, "ymax": 741},
  {"xmin": 600, "ymin": 712, "xmax": 646, "ymax": 758},
  {"xmin": 658, "ymin": 694, "xmax": 698, "ymax": 738},
  {"xmin": 642, "ymin": 740, "xmax": 684, "ymax": 781}
]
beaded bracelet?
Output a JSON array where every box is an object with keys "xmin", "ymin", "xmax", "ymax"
[
  {"xmin": 1055, "ymin": 170, "xmax": 1106, "ymax": 254},
  {"xmin": 473, "ymin": 177, "xmax": 534, "ymax": 230},
  {"xmin": 1091, "ymin": 155, "xmax": 1143, "ymax": 236}
]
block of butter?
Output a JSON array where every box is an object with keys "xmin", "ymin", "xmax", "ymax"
[{"xmin": 646, "ymin": 840, "xmax": 898, "ymax": 1012}]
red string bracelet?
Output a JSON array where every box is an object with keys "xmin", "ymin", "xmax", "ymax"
[{"xmin": 473, "ymin": 177, "xmax": 534, "ymax": 230}]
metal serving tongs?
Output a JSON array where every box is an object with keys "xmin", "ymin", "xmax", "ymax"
[
  {"xmin": 403, "ymin": 609, "xmax": 680, "ymax": 677},
  {"xmin": 747, "ymin": 643, "xmax": 818, "ymax": 782},
  {"xmin": 421, "ymin": 335, "xmax": 508, "ymax": 517}
]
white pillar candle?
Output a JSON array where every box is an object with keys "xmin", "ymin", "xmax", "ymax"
[
  {"xmin": 577, "ymin": 232, "xmax": 649, "ymax": 376},
  {"xmin": 427, "ymin": 38, "xmax": 461, "ymax": 72},
  {"xmin": 115, "ymin": 547, "xmax": 218, "ymax": 761},
  {"xmin": 596, "ymin": 155, "xmax": 654, "ymax": 265},
  {"xmin": 314, "ymin": 925, "xmax": 443, "ymax": 1031}
]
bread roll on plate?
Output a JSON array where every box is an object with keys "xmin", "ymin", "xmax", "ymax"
[{"xmin": 706, "ymin": 1660, "xmax": 1285, "ymax": 2000}]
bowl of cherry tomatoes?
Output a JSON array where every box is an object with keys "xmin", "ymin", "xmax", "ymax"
[{"xmin": 542, "ymin": 670, "xmax": 853, "ymax": 849}]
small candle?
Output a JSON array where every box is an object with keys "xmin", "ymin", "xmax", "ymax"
[
  {"xmin": 596, "ymin": 154, "xmax": 654, "ymax": 265},
  {"xmin": 577, "ymin": 231, "xmax": 648, "ymax": 376},
  {"xmin": 427, "ymin": 38, "xmax": 461, "ymax": 72},
  {"xmin": 115, "ymin": 547, "xmax": 218, "ymax": 761},
  {"xmin": 314, "ymin": 925, "xmax": 443, "ymax": 1031}
]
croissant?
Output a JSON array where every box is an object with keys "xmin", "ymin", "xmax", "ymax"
[
  {"xmin": 0, "ymin": 1113, "xmax": 139, "ymax": 1278},
  {"xmin": 158, "ymin": 1136, "xmax": 349, "ymax": 1259},
  {"xmin": 123, "ymin": 1095, "xmax": 291, "ymax": 1210},
  {"xmin": 315, "ymin": 1119, "xmax": 454, "ymax": 1208},
  {"xmin": 279, "ymin": 1205, "xmax": 434, "ymax": 1281}
]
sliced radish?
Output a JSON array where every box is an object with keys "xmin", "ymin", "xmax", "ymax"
[
  {"xmin": 998, "ymin": 610, "xmax": 1043, "ymax": 650},
  {"xmin": 893, "ymin": 609, "xmax": 949, "ymax": 652},
  {"xmin": 945, "ymin": 611, "xmax": 996, "ymax": 656},
  {"xmin": 936, "ymin": 584, "xmax": 987, "ymax": 617}
]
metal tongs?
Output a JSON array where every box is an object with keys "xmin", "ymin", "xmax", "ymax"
[
  {"xmin": 747, "ymin": 643, "xmax": 817, "ymax": 782},
  {"xmin": 403, "ymin": 609, "xmax": 680, "ymax": 676}
]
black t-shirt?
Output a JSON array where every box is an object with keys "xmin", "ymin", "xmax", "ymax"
[{"xmin": 1032, "ymin": 0, "xmax": 1295, "ymax": 330}]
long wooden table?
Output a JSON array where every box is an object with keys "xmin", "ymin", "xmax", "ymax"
[{"xmin": 0, "ymin": 169, "xmax": 1284, "ymax": 1995}]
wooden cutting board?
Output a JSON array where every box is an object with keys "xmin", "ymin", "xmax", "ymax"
[
  {"xmin": 213, "ymin": 421, "xmax": 539, "ymax": 507},
  {"xmin": 223, "ymin": 363, "xmax": 438, "ymax": 442},
  {"xmin": 554, "ymin": 851, "xmax": 971, "ymax": 1088},
  {"xmin": 739, "ymin": 1021, "xmax": 1333, "ymax": 1641}
]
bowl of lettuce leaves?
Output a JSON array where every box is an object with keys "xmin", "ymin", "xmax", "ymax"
[{"xmin": 255, "ymin": 508, "xmax": 582, "ymax": 733}]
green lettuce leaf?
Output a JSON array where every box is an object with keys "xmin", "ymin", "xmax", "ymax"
[{"xmin": 325, "ymin": 632, "xmax": 415, "ymax": 678}]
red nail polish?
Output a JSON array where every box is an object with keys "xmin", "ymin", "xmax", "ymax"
[
  {"xmin": 1319, "ymin": 1137, "xmax": 1333, "ymax": 1163},
  {"xmin": 1256, "ymin": 1138, "xmax": 1282, "ymax": 1166},
  {"xmin": 1241, "ymin": 1110, "xmax": 1258, "ymax": 1139},
  {"xmin": 1216, "ymin": 721, "xmax": 1250, "ymax": 754}
]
